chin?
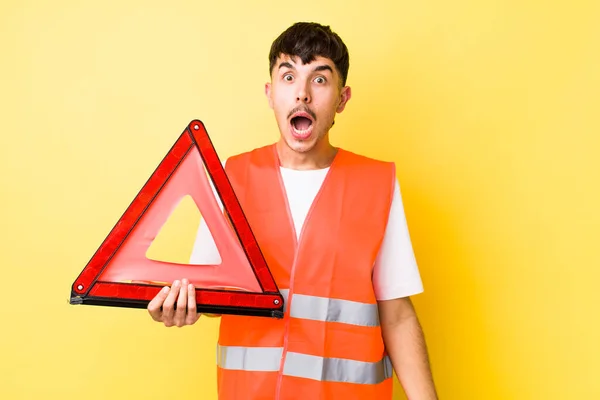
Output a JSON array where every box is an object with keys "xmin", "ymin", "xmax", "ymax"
[{"xmin": 285, "ymin": 136, "xmax": 317, "ymax": 153}]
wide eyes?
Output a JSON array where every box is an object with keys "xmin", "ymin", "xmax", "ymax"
[{"xmin": 281, "ymin": 74, "xmax": 327, "ymax": 84}]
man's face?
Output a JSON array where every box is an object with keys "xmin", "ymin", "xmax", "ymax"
[{"xmin": 265, "ymin": 54, "xmax": 351, "ymax": 154}]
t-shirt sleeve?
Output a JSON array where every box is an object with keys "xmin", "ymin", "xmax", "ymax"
[
  {"xmin": 372, "ymin": 178, "xmax": 424, "ymax": 301},
  {"xmin": 188, "ymin": 159, "xmax": 227, "ymax": 265}
]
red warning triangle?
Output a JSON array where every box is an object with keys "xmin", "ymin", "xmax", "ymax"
[{"xmin": 70, "ymin": 120, "xmax": 284, "ymax": 318}]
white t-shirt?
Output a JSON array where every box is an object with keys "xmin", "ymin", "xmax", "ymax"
[{"xmin": 189, "ymin": 164, "xmax": 424, "ymax": 301}]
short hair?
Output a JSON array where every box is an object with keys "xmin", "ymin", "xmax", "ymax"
[{"xmin": 268, "ymin": 22, "xmax": 350, "ymax": 86}]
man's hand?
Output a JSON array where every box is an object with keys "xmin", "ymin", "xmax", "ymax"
[{"xmin": 147, "ymin": 279, "xmax": 200, "ymax": 327}]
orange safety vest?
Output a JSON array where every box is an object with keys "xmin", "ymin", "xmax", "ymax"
[{"xmin": 218, "ymin": 144, "xmax": 396, "ymax": 400}]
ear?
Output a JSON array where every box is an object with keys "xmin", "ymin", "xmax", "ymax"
[
  {"xmin": 336, "ymin": 86, "xmax": 352, "ymax": 113},
  {"xmin": 265, "ymin": 82, "xmax": 274, "ymax": 109}
]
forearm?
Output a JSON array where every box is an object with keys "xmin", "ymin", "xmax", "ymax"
[{"xmin": 382, "ymin": 314, "xmax": 437, "ymax": 399}]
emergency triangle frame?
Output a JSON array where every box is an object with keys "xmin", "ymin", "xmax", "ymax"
[{"xmin": 70, "ymin": 119, "xmax": 285, "ymax": 318}]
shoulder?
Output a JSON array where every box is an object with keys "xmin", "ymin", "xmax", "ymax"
[
  {"xmin": 225, "ymin": 144, "xmax": 275, "ymax": 168},
  {"xmin": 339, "ymin": 148, "xmax": 394, "ymax": 165},
  {"xmin": 338, "ymin": 148, "xmax": 396, "ymax": 176}
]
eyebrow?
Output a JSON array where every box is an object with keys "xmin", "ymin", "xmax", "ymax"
[
  {"xmin": 313, "ymin": 65, "xmax": 333, "ymax": 74},
  {"xmin": 278, "ymin": 62, "xmax": 295, "ymax": 70},
  {"xmin": 277, "ymin": 62, "xmax": 334, "ymax": 74}
]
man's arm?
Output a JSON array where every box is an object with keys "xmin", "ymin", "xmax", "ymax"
[{"xmin": 378, "ymin": 297, "xmax": 438, "ymax": 399}]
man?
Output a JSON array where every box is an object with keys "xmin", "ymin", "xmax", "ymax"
[{"xmin": 148, "ymin": 22, "xmax": 438, "ymax": 399}]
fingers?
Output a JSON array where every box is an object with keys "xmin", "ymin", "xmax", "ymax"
[
  {"xmin": 173, "ymin": 279, "xmax": 189, "ymax": 327},
  {"xmin": 147, "ymin": 279, "xmax": 200, "ymax": 328},
  {"xmin": 161, "ymin": 280, "xmax": 181, "ymax": 327},
  {"xmin": 186, "ymin": 283, "xmax": 199, "ymax": 325},
  {"xmin": 147, "ymin": 286, "xmax": 170, "ymax": 322}
]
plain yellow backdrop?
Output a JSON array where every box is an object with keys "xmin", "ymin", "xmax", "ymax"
[{"xmin": 1, "ymin": 0, "xmax": 599, "ymax": 399}]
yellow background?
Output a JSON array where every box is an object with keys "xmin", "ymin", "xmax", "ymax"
[{"xmin": 1, "ymin": 0, "xmax": 599, "ymax": 399}]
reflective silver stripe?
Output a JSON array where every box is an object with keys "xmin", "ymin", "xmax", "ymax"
[
  {"xmin": 217, "ymin": 345, "xmax": 282, "ymax": 372},
  {"xmin": 279, "ymin": 289, "xmax": 289, "ymax": 312},
  {"xmin": 284, "ymin": 352, "xmax": 393, "ymax": 384},
  {"xmin": 217, "ymin": 345, "xmax": 393, "ymax": 384},
  {"xmin": 289, "ymin": 294, "xmax": 380, "ymax": 327}
]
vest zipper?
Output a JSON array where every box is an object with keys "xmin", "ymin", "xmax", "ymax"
[
  {"xmin": 274, "ymin": 172, "xmax": 301, "ymax": 400},
  {"xmin": 274, "ymin": 180, "xmax": 329, "ymax": 398},
  {"xmin": 275, "ymin": 244, "xmax": 300, "ymax": 400},
  {"xmin": 273, "ymin": 146, "xmax": 339, "ymax": 399}
]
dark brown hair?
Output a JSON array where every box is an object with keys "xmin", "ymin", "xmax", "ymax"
[{"xmin": 268, "ymin": 22, "xmax": 350, "ymax": 86}]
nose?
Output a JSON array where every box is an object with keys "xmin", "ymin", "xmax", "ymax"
[{"xmin": 296, "ymin": 81, "xmax": 311, "ymax": 103}]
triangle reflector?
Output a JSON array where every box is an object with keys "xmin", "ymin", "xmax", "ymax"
[{"xmin": 70, "ymin": 119, "xmax": 284, "ymax": 318}]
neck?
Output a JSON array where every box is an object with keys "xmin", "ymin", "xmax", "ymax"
[{"xmin": 276, "ymin": 137, "xmax": 338, "ymax": 170}]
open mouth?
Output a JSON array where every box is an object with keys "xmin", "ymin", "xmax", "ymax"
[{"xmin": 289, "ymin": 112, "xmax": 314, "ymax": 139}]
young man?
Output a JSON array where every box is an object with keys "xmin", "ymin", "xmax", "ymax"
[{"xmin": 148, "ymin": 22, "xmax": 438, "ymax": 399}]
